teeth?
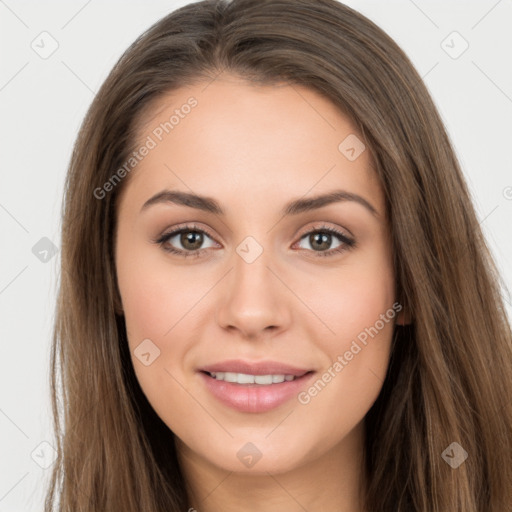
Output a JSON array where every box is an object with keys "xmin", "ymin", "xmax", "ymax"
[{"xmin": 209, "ymin": 372, "xmax": 297, "ymax": 385}]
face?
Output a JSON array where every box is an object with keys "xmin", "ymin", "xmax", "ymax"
[{"xmin": 115, "ymin": 73, "xmax": 400, "ymax": 475}]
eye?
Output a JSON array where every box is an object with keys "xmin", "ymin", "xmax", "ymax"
[
  {"xmin": 294, "ymin": 225, "xmax": 356, "ymax": 257},
  {"xmin": 154, "ymin": 223, "xmax": 218, "ymax": 259},
  {"xmin": 153, "ymin": 223, "xmax": 356, "ymax": 259}
]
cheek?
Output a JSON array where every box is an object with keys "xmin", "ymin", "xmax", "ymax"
[
  {"xmin": 299, "ymin": 244, "xmax": 396, "ymax": 353},
  {"xmin": 116, "ymin": 245, "xmax": 214, "ymax": 397},
  {"xmin": 294, "ymin": 245, "xmax": 396, "ymax": 419},
  {"xmin": 116, "ymin": 249, "xmax": 199, "ymax": 413},
  {"xmin": 116, "ymin": 246, "xmax": 196, "ymax": 342}
]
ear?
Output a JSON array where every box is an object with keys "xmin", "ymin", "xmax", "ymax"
[{"xmin": 396, "ymin": 307, "xmax": 412, "ymax": 326}]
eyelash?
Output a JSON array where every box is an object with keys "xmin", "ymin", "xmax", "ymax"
[{"xmin": 153, "ymin": 223, "xmax": 356, "ymax": 259}]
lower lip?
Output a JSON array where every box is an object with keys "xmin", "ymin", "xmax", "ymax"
[{"xmin": 199, "ymin": 371, "xmax": 315, "ymax": 413}]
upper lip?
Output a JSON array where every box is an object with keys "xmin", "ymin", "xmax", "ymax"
[{"xmin": 199, "ymin": 359, "xmax": 313, "ymax": 377}]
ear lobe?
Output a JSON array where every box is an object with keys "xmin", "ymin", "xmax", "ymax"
[{"xmin": 396, "ymin": 308, "xmax": 412, "ymax": 326}]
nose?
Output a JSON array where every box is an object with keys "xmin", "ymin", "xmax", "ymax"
[{"xmin": 215, "ymin": 247, "xmax": 291, "ymax": 340}]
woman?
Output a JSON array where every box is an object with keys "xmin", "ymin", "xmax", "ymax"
[{"xmin": 45, "ymin": 0, "xmax": 512, "ymax": 510}]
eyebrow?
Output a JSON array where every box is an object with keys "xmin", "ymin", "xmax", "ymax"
[{"xmin": 140, "ymin": 189, "xmax": 378, "ymax": 217}]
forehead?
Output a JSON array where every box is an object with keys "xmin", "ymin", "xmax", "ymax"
[{"xmin": 119, "ymin": 74, "xmax": 384, "ymax": 219}]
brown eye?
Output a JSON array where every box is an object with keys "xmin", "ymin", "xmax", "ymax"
[
  {"xmin": 308, "ymin": 232, "xmax": 334, "ymax": 251},
  {"xmin": 179, "ymin": 231, "xmax": 204, "ymax": 251},
  {"xmin": 155, "ymin": 225, "xmax": 218, "ymax": 258},
  {"xmin": 296, "ymin": 227, "xmax": 355, "ymax": 256}
]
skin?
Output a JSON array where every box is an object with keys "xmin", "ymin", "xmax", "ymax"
[{"xmin": 115, "ymin": 73, "xmax": 404, "ymax": 512}]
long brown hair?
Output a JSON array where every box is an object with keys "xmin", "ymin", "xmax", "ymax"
[{"xmin": 45, "ymin": 0, "xmax": 512, "ymax": 510}]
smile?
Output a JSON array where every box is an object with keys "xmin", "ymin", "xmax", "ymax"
[
  {"xmin": 207, "ymin": 371, "xmax": 298, "ymax": 384},
  {"xmin": 199, "ymin": 370, "xmax": 316, "ymax": 413}
]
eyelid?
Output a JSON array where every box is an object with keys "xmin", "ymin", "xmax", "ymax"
[
  {"xmin": 155, "ymin": 221, "xmax": 353, "ymax": 243},
  {"xmin": 154, "ymin": 221, "xmax": 356, "ymax": 257},
  {"xmin": 295, "ymin": 221, "xmax": 354, "ymax": 241},
  {"xmin": 154, "ymin": 222, "xmax": 218, "ymax": 244},
  {"xmin": 292, "ymin": 223, "xmax": 356, "ymax": 257}
]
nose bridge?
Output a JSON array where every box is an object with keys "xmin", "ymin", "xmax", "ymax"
[
  {"xmin": 215, "ymin": 234, "xmax": 290, "ymax": 336},
  {"xmin": 231, "ymin": 235, "xmax": 278, "ymax": 307},
  {"xmin": 234, "ymin": 238, "xmax": 272, "ymax": 292}
]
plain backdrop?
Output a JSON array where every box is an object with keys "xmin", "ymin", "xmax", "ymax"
[{"xmin": 1, "ymin": 0, "xmax": 511, "ymax": 509}]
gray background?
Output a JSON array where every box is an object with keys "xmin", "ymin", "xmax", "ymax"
[{"xmin": 1, "ymin": 0, "xmax": 511, "ymax": 509}]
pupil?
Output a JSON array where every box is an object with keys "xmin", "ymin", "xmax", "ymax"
[
  {"xmin": 182, "ymin": 231, "xmax": 203, "ymax": 250},
  {"xmin": 311, "ymin": 232, "xmax": 330, "ymax": 251}
]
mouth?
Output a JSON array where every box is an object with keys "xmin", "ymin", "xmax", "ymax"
[
  {"xmin": 201, "ymin": 370, "xmax": 312, "ymax": 385},
  {"xmin": 198, "ymin": 367, "xmax": 316, "ymax": 413}
]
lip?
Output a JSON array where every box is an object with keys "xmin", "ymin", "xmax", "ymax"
[
  {"xmin": 199, "ymin": 359, "xmax": 312, "ymax": 377},
  {"xmin": 198, "ymin": 359, "xmax": 316, "ymax": 413}
]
